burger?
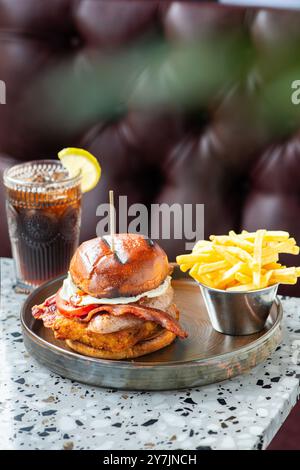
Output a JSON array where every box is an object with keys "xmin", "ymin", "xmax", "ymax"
[{"xmin": 32, "ymin": 233, "xmax": 187, "ymax": 359}]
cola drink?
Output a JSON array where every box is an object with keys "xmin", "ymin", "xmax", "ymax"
[{"xmin": 4, "ymin": 160, "xmax": 81, "ymax": 288}]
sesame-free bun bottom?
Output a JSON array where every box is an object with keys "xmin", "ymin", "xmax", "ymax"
[{"xmin": 66, "ymin": 328, "xmax": 176, "ymax": 359}]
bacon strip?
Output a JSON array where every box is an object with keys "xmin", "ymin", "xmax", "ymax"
[
  {"xmin": 32, "ymin": 297, "xmax": 57, "ymax": 328},
  {"xmin": 32, "ymin": 295, "xmax": 188, "ymax": 339},
  {"xmin": 81, "ymin": 304, "xmax": 187, "ymax": 338}
]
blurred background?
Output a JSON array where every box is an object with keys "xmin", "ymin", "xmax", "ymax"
[
  {"xmin": 0, "ymin": 0, "xmax": 300, "ymax": 449},
  {"xmin": 1, "ymin": 0, "xmax": 300, "ymax": 295}
]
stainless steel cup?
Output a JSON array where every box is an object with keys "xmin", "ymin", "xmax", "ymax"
[{"xmin": 198, "ymin": 282, "xmax": 279, "ymax": 335}]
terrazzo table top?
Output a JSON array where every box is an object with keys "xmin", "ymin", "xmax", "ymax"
[{"xmin": 1, "ymin": 258, "xmax": 300, "ymax": 450}]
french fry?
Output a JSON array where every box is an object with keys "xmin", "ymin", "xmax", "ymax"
[
  {"xmin": 192, "ymin": 240, "xmax": 213, "ymax": 253},
  {"xmin": 259, "ymin": 271, "xmax": 273, "ymax": 288},
  {"xmin": 198, "ymin": 274, "xmax": 216, "ymax": 288},
  {"xmin": 253, "ymin": 229, "xmax": 265, "ymax": 287},
  {"xmin": 214, "ymin": 262, "xmax": 244, "ymax": 289},
  {"xmin": 209, "ymin": 235, "xmax": 231, "ymax": 244},
  {"xmin": 189, "ymin": 263, "xmax": 201, "ymax": 280},
  {"xmin": 228, "ymin": 230, "xmax": 254, "ymax": 252},
  {"xmin": 226, "ymin": 280, "xmax": 239, "ymax": 289},
  {"xmin": 262, "ymin": 252, "xmax": 279, "ymax": 266},
  {"xmin": 265, "ymin": 270, "xmax": 273, "ymax": 284},
  {"xmin": 272, "ymin": 277, "xmax": 297, "ymax": 285},
  {"xmin": 226, "ymin": 283, "xmax": 257, "ymax": 292},
  {"xmin": 270, "ymin": 267, "xmax": 298, "ymax": 284},
  {"xmin": 225, "ymin": 246, "xmax": 253, "ymax": 264},
  {"xmin": 178, "ymin": 263, "xmax": 192, "ymax": 273},
  {"xmin": 212, "ymin": 244, "xmax": 241, "ymax": 266},
  {"xmin": 262, "ymin": 239, "xmax": 299, "ymax": 257},
  {"xmin": 237, "ymin": 263, "xmax": 252, "ymax": 275},
  {"xmin": 263, "ymin": 231, "xmax": 290, "ymax": 242},
  {"xmin": 271, "ymin": 267, "xmax": 296, "ymax": 275},
  {"xmin": 240, "ymin": 231, "xmax": 290, "ymax": 242},
  {"xmin": 235, "ymin": 272, "xmax": 252, "ymax": 285},
  {"xmin": 176, "ymin": 253, "xmax": 219, "ymax": 265},
  {"xmin": 263, "ymin": 262, "xmax": 284, "ymax": 270},
  {"xmin": 197, "ymin": 260, "xmax": 228, "ymax": 275}
]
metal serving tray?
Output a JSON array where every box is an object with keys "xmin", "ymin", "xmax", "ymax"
[{"xmin": 21, "ymin": 275, "xmax": 282, "ymax": 390}]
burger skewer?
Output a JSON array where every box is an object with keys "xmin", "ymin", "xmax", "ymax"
[{"xmin": 109, "ymin": 189, "xmax": 115, "ymax": 252}]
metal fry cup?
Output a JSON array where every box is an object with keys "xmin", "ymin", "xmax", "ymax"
[{"xmin": 198, "ymin": 282, "xmax": 279, "ymax": 336}]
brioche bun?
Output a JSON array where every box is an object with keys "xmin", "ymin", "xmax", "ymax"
[{"xmin": 69, "ymin": 233, "xmax": 169, "ymax": 298}]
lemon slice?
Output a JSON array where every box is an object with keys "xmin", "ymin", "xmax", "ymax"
[{"xmin": 58, "ymin": 147, "xmax": 101, "ymax": 193}]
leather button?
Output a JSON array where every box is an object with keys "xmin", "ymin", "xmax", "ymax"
[{"xmin": 69, "ymin": 35, "xmax": 82, "ymax": 49}]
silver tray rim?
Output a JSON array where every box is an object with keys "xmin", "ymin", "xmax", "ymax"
[{"xmin": 21, "ymin": 274, "xmax": 283, "ymax": 370}]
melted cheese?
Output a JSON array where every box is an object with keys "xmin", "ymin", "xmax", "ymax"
[{"xmin": 60, "ymin": 273, "xmax": 172, "ymax": 306}]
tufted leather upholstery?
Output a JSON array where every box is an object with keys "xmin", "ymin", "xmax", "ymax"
[{"xmin": 1, "ymin": 0, "xmax": 300, "ymax": 296}]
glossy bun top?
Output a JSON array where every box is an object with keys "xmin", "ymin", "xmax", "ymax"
[{"xmin": 69, "ymin": 233, "xmax": 169, "ymax": 298}]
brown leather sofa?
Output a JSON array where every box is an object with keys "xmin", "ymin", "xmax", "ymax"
[
  {"xmin": 1, "ymin": 0, "xmax": 300, "ymax": 298},
  {"xmin": 0, "ymin": 0, "xmax": 300, "ymax": 450}
]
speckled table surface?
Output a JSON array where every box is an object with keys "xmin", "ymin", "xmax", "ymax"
[{"xmin": 1, "ymin": 258, "xmax": 300, "ymax": 450}]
